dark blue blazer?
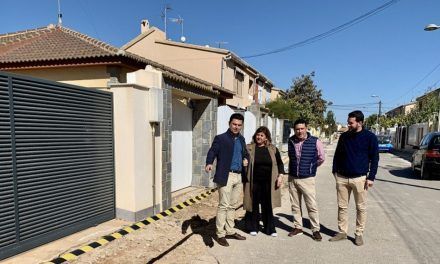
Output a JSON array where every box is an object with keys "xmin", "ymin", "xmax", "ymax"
[{"xmin": 206, "ymin": 130, "xmax": 249, "ymax": 186}]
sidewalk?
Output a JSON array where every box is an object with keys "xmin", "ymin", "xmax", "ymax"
[{"xmin": 390, "ymin": 148, "xmax": 415, "ymax": 162}]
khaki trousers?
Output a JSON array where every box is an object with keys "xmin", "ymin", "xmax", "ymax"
[
  {"xmin": 335, "ymin": 173, "xmax": 368, "ymax": 236},
  {"xmin": 288, "ymin": 176, "xmax": 320, "ymax": 232},
  {"xmin": 216, "ymin": 172, "xmax": 242, "ymax": 238}
]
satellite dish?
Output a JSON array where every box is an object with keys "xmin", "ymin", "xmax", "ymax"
[{"xmin": 180, "ymin": 36, "xmax": 186, "ymax": 42}]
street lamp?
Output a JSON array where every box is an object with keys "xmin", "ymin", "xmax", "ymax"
[
  {"xmin": 424, "ymin": 23, "xmax": 440, "ymax": 132},
  {"xmin": 371, "ymin": 94, "xmax": 382, "ymax": 134}
]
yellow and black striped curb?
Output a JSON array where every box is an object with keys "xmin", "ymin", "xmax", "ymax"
[{"xmin": 42, "ymin": 188, "xmax": 217, "ymax": 264}]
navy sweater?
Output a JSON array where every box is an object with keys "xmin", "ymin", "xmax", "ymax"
[{"xmin": 332, "ymin": 129, "xmax": 379, "ymax": 181}]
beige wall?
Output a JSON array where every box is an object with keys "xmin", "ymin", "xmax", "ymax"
[
  {"xmin": 9, "ymin": 66, "xmax": 112, "ymax": 88},
  {"xmin": 109, "ymin": 69, "xmax": 164, "ymax": 221},
  {"xmin": 404, "ymin": 103, "xmax": 416, "ymax": 114},
  {"xmin": 124, "ymin": 28, "xmax": 258, "ymax": 108},
  {"xmin": 270, "ymin": 88, "xmax": 285, "ymax": 101}
]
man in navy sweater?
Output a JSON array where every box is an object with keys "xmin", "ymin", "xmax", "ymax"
[
  {"xmin": 206, "ymin": 113, "xmax": 249, "ymax": 247},
  {"xmin": 330, "ymin": 110, "xmax": 379, "ymax": 246}
]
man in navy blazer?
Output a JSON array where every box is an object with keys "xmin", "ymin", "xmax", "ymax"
[{"xmin": 206, "ymin": 113, "xmax": 249, "ymax": 247}]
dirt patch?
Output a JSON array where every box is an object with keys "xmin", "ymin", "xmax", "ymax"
[{"xmin": 73, "ymin": 187, "xmax": 246, "ymax": 264}]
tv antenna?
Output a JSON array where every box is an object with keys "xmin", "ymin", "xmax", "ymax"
[
  {"xmin": 215, "ymin": 41, "xmax": 228, "ymax": 48},
  {"xmin": 161, "ymin": 4, "xmax": 172, "ymax": 39},
  {"xmin": 169, "ymin": 15, "xmax": 185, "ymax": 42}
]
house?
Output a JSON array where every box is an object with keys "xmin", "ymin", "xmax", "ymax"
[
  {"xmin": 270, "ymin": 87, "xmax": 287, "ymax": 102},
  {"xmin": 385, "ymin": 102, "xmax": 416, "ymax": 118},
  {"xmin": 122, "ymin": 20, "xmax": 274, "ymax": 109},
  {"xmin": 389, "ymin": 88, "xmax": 439, "ymax": 149},
  {"xmin": 0, "ymin": 24, "xmax": 233, "ymax": 258}
]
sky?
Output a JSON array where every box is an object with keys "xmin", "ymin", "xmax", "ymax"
[{"xmin": 2, "ymin": 0, "xmax": 440, "ymax": 122}]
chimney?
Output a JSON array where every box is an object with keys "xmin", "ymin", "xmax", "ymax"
[{"xmin": 141, "ymin": 19, "xmax": 150, "ymax": 33}]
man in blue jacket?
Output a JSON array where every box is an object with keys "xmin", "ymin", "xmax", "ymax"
[
  {"xmin": 330, "ymin": 110, "xmax": 379, "ymax": 246},
  {"xmin": 206, "ymin": 113, "xmax": 249, "ymax": 247}
]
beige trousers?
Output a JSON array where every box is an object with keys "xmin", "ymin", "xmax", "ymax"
[
  {"xmin": 288, "ymin": 176, "xmax": 320, "ymax": 232},
  {"xmin": 216, "ymin": 172, "xmax": 242, "ymax": 238},
  {"xmin": 335, "ymin": 173, "xmax": 368, "ymax": 236}
]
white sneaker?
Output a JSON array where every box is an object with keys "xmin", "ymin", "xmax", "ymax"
[
  {"xmin": 271, "ymin": 232, "xmax": 278, "ymax": 237},
  {"xmin": 250, "ymin": 231, "xmax": 257, "ymax": 236}
]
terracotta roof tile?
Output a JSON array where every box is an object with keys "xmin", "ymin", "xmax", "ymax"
[
  {"xmin": 0, "ymin": 25, "xmax": 230, "ymax": 97},
  {"xmin": 0, "ymin": 25, "xmax": 119, "ymax": 63}
]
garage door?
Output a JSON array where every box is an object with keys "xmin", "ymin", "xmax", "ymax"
[{"xmin": 0, "ymin": 72, "xmax": 115, "ymax": 260}]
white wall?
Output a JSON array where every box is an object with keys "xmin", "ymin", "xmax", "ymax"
[
  {"xmin": 267, "ymin": 116, "xmax": 273, "ymax": 138},
  {"xmin": 171, "ymin": 99, "xmax": 193, "ymax": 191},
  {"xmin": 407, "ymin": 123, "xmax": 429, "ymax": 146},
  {"xmin": 244, "ymin": 111, "xmax": 257, "ymax": 144},
  {"xmin": 217, "ymin": 105, "xmax": 235, "ymax": 135}
]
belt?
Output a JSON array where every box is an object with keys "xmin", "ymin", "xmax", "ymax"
[{"xmin": 229, "ymin": 169, "xmax": 241, "ymax": 174}]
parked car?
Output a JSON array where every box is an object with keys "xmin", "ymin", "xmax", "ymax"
[
  {"xmin": 377, "ymin": 135, "xmax": 393, "ymax": 152},
  {"xmin": 411, "ymin": 132, "xmax": 440, "ymax": 179}
]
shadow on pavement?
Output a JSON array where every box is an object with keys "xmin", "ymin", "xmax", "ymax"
[
  {"xmin": 147, "ymin": 215, "xmax": 216, "ymax": 264},
  {"xmin": 376, "ymin": 178, "xmax": 440, "ymax": 191},
  {"xmin": 389, "ymin": 149, "xmax": 414, "ymax": 162},
  {"xmin": 388, "ymin": 168, "xmax": 417, "ymax": 179},
  {"xmin": 275, "ymin": 213, "xmax": 339, "ymax": 238},
  {"xmin": 147, "ymin": 233, "xmax": 194, "ymax": 264}
]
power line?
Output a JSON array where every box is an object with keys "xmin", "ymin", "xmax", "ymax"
[
  {"xmin": 385, "ymin": 60, "xmax": 440, "ymax": 104},
  {"xmin": 242, "ymin": 0, "xmax": 401, "ymax": 59}
]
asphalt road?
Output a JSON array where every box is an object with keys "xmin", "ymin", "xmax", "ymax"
[{"xmin": 207, "ymin": 143, "xmax": 440, "ymax": 264}]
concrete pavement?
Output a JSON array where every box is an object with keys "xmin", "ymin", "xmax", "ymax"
[{"xmin": 206, "ymin": 142, "xmax": 440, "ymax": 264}]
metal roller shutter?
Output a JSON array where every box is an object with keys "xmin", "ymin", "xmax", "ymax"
[{"xmin": 0, "ymin": 72, "xmax": 115, "ymax": 260}]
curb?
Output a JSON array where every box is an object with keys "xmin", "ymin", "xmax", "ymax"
[{"xmin": 42, "ymin": 188, "xmax": 217, "ymax": 264}]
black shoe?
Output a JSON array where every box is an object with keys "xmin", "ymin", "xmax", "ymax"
[
  {"xmin": 312, "ymin": 231, "xmax": 322, "ymax": 241},
  {"xmin": 225, "ymin": 233, "xmax": 246, "ymax": 240},
  {"xmin": 217, "ymin": 237, "xmax": 229, "ymax": 247}
]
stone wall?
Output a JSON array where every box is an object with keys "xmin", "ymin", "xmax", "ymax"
[{"xmin": 192, "ymin": 99, "xmax": 217, "ymax": 187}]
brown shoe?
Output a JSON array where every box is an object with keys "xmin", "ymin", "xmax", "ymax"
[
  {"xmin": 329, "ymin": 232, "xmax": 347, "ymax": 242},
  {"xmin": 355, "ymin": 235, "xmax": 364, "ymax": 246},
  {"xmin": 225, "ymin": 233, "xmax": 246, "ymax": 240},
  {"xmin": 312, "ymin": 231, "xmax": 322, "ymax": 241},
  {"xmin": 217, "ymin": 237, "xmax": 229, "ymax": 247},
  {"xmin": 288, "ymin": 228, "xmax": 303, "ymax": 237}
]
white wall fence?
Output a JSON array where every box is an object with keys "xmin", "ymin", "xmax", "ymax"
[
  {"xmin": 217, "ymin": 105, "xmax": 283, "ymax": 146},
  {"xmin": 407, "ymin": 123, "xmax": 429, "ymax": 146}
]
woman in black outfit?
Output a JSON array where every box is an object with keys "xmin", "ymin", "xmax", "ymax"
[{"xmin": 243, "ymin": 126, "xmax": 285, "ymax": 236}]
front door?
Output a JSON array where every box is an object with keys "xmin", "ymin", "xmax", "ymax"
[{"xmin": 171, "ymin": 99, "xmax": 193, "ymax": 191}]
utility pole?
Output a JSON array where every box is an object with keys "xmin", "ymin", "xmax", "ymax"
[{"xmin": 377, "ymin": 100, "xmax": 382, "ymax": 133}]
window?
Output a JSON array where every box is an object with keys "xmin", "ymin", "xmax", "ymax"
[
  {"xmin": 234, "ymin": 70, "xmax": 244, "ymax": 96},
  {"xmin": 430, "ymin": 135, "xmax": 440, "ymax": 147},
  {"xmin": 248, "ymin": 79, "xmax": 254, "ymax": 96},
  {"xmin": 420, "ymin": 134, "xmax": 430, "ymax": 146}
]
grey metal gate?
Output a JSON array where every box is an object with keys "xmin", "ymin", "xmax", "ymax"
[{"xmin": 0, "ymin": 71, "xmax": 115, "ymax": 260}]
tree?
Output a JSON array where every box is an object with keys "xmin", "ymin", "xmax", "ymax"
[
  {"xmin": 323, "ymin": 111, "xmax": 337, "ymax": 136},
  {"xmin": 364, "ymin": 114, "xmax": 378, "ymax": 129},
  {"xmin": 267, "ymin": 72, "xmax": 327, "ymax": 126}
]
